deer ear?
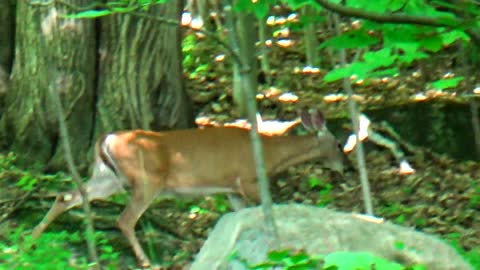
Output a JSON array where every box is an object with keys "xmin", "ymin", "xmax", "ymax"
[
  {"xmin": 300, "ymin": 109, "xmax": 314, "ymax": 131},
  {"xmin": 310, "ymin": 109, "xmax": 326, "ymax": 130},
  {"xmin": 300, "ymin": 109, "xmax": 326, "ymax": 131}
]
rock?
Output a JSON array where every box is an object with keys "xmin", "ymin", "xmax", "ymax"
[{"xmin": 190, "ymin": 204, "xmax": 472, "ymax": 270}]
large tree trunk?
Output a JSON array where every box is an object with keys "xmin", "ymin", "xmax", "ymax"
[
  {"xmin": 0, "ymin": 0, "xmax": 96, "ymax": 171},
  {"xmin": 0, "ymin": 0, "xmax": 15, "ymax": 119},
  {"xmin": 0, "ymin": 1, "xmax": 194, "ymax": 172},
  {"xmin": 95, "ymin": 0, "xmax": 194, "ymax": 138},
  {"xmin": 0, "ymin": 0, "xmax": 14, "ymax": 71}
]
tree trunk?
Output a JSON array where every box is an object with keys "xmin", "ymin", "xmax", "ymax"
[
  {"xmin": 0, "ymin": 0, "xmax": 96, "ymax": 171},
  {"xmin": 95, "ymin": 0, "xmax": 194, "ymax": 138},
  {"xmin": 0, "ymin": 0, "xmax": 15, "ymax": 71},
  {"xmin": 0, "ymin": 0, "xmax": 15, "ymax": 121},
  {"xmin": 231, "ymin": 6, "xmax": 257, "ymax": 116},
  {"xmin": 0, "ymin": 1, "xmax": 194, "ymax": 172}
]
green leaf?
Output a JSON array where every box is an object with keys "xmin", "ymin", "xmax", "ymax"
[
  {"xmin": 324, "ymin": 251, "xmax": 406, "ymax": 270},
  {"xmin": 419, "ymin": 35, "xmax": 443, "ymax": 52},
  {"xmin": 369, "ymin": 67, "xmax": 399, "ymax": 78},
  {"xmin": 323, "ymin": 66, "xmax": 354, "ymax": 82},
  {"xmin": 287, "ymin": 0, "xmax": 320, "ymax": 10},
  {"xmin": 267, "ymin": 249, "xmax": 291, "ymax": 261},
  {"xmin": 288, "ymin": 251, "xmax": 310, "ymax": 264},
  {"xmin": 16, "ymin": 175, "xmax": 37, "ymax": 191},
  {"xmin": 234, "ymin": 0, "xmax": 253, "ymax": 12},
  {"xmin": 431, "ymin": 77, "xmax": 464, "ymax": 90},
  {"xmin": 308, "ymin": 177, "xmax": 322, "ymax": 188},
  {"xmin": 440, "ymin": 30, "xmax": 469, "ymax": 45},
  {"xmin": 394, "ymin": 241, "xmax": 405, "ymax": 250},
  {"xmin": 387, "ymin": 0, "xmax": 410, "ymax": 11},
  {"xmin": 253, "ymin": 1, "xmax": 270, "ymax": 19},
  {"xmin": 363, "ymin": 47, "xmax": 395, "ymax": 68},
  {"xmin": 324, "ymin": 61, "xmax": 374, "ymax": 82},
  {"xmin": 249, "ymin": 261, "xmax": 278, "ymax": 269},
  {"xmin": 320, "ymin": 30, "xmax": 379, "ymax": 50},
  {"xmin": 111, "ymin": 6, "xmax": 137, "ymax": 13},
  {"xmin": 394, "ymin": 43, "xmax": 429, "ymax": 64},
  {"xmin": 64, "ymin": 9, "xmax": 112, "ymax": 19},
  {"xmin": 347, "ymin": 0, "xmax": 386, "ymax": 12}
]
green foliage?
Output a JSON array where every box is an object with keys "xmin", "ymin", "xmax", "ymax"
[
  {"xmin": 0, "ymin": 152, "xmax": 17, "ymax": 170},
  {"xmin": 190, "ymin": 205, "xmax": 210, "ymax": 215},
  {"xmin": 319, "ymin": 29, "xmax": 379, "ymax": 50},
  {"xmin": 16, "ymin": 174, "xmax": 38, "ymax": 191},
  {"xmin": 96, "ymin": 232, "xmax": 121, "ymax": 265},
  {"xmin": 324, "ymin": 252, "xmax": 426, "ymax": 270},
  {"xmin": 184, "ymin": 195, "xmax": 230, "ymax": 215},
  {"xmin": 182, "ymin": 34, "xmax": 212, "ymax": 78},
  {"xmin": 212, "ymin": 195, "xmax": 231, "ymax": 213},
  {"xmin": 0, "ymin": 226, "xmax": 87, "ymax": 269},
  {"xmin": 308, "ymin": 177, "xmax": 334, "ymax": 206},
  {"xmin": 468, "ymin": 180, "xmax": 480, "ymax": 208},
  {"xmin": 378, "ymin": 203, "xmax": 418, "ymax": 225},
  {"xmin": 234, "ymin": 0, "xmax": 276, "ymax": 19},
  {"xmin": 447, "ymin": 233, "xmax": 480, "ymax": 270},
  {"xmin": 285, "ymin": 0, "xmax": 321, "ymax": 11},
  {"xmin": 247, "ymin": 249, "xmax": 323, "ymax": 269},
  {"xmin": 66, "ymin": 9, "xmax": 113, "ymax": 19},
  {"xmin": 430, "ymin": 77, "xmax": 464, "ymax": 90},
  {"xmin": 315, "ymin": 0, "xmax": 469, "ymax": 83},
  {"xmin": 245, "ymin": 249, "xmax": 425, "ymax": 270},
  {"xmin": 0, "ymin": 225, "xmax": 121, "ymax": 269},
  {"xmin": 63, "ymin": 0, "xmax": 168, "ymax": 19}
]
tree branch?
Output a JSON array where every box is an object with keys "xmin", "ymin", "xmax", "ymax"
[
  {"xmin": 314, "ymin": 0, "xmax": 480, "ymax": 43},
  {"xmin": 315, "ymin": 0, "xmax": 455, "ymax": 27}
]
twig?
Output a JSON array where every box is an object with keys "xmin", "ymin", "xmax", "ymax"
[
  {"xmin": 333, "ymin": 13, "xmax": 374, "ymax": 216},
  {"xmin": 377, "ymin": 121, "xmax": 418, "ymax": 155},
  {"xmin": 0, "ymin": 189, "xmax": 36, "ymax": 223},
  {"xmin": 49, "ymin": 83, "xmax": 101, "ymax": 269},
  {"xmin": 224, "ymin": 1, "xmax": 279, "ymax": 245}
]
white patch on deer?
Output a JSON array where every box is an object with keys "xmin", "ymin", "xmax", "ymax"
[
  {"xmin": 97, "ymin": 161, "xmax": 111, "ymax": 173},
  {"xmin": 63, "ymin": 193, "xmax": 73, "ymax": 201},
  {"xmin": 104, "ymin": 134, "xmax": 117, "ymax": 147}
]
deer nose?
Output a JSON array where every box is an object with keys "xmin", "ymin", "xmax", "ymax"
[{"xmin": 327, "ymin": 160, "xmax": 344, "ymax": 175}]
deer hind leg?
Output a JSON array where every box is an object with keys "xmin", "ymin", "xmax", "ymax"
[
  {"xmin": 227, "ymin": 194, "xmax": 246, "ymax": 211},
  {"xmin": 242, "ymin": 181, "xmax": 260, "ymax": 203},
  {"xmin": 117, "ymin": 184, "xmax": 158, "ymax": 268}
]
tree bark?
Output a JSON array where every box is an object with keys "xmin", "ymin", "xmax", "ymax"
[
  {"xmin": 0, "ymin": 0, "xmax": 15, "ymax": 72},
  {"xmin": 0, "ymin": 0, "xmax": 96, "ymax": 171},
  {"xmin": 0, "ymin": 1, "xmax": 194, "ymax": 171},
  {"xmin": 0, "ymin": 0, "xmax": 15, "ymax": 121},
  {"xmin": 95, "ymin": 0, "xmax": 194, "ymax": 139},
  {"xmin": 231, "ymin": 5, "xmax": 257, "ymax": 116}
]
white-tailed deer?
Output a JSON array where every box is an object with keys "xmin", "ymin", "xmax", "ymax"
[{"xmin": 32, "ymin": 109, "xmax": 347, "ymax": 268}]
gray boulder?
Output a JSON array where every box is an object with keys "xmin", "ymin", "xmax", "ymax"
[{"xmin": 190, "ymin": 204, "xmax": 472, "ymax": 270}]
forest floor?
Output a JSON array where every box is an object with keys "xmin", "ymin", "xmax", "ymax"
[{"xmin": 1, "ymin": 31, "xmax": 479, "ymax": 269}]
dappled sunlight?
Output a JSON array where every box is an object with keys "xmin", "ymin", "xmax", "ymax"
[{"xmin": 195, "ymin": 113, "xmax": 301, "ymax": 136}]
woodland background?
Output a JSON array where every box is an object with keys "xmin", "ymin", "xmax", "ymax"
[{"xmin": 0, "ymin": 0, "xmax": 479, "ymax": 269}]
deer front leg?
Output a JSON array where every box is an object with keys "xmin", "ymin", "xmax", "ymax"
[
  {"xmin": 117, "ymin": 187, "xmax": 157, "ymax": 268},
  {"xmin": 32, "ymin": 173, "xmax": 125, "ymax": 238},
  {"xmin": 228, "ymin": 177, "xmax": 260, "ymax": 210}
]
